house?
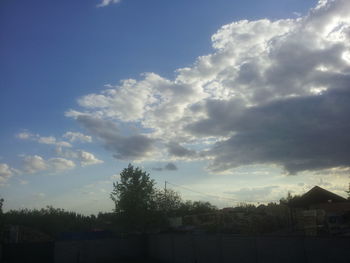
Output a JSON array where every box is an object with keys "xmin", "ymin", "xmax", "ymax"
[
  {"xmin": 289, "ymin": 186, "xmax": 348, "ymax": 208},
  {"xmin": 288, "ymin": 186, "xmax": 350, "ymax": 236}
]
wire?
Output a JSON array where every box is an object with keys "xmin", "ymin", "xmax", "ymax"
[
  {"xmin": 166, "ymin": 181, "xmax": 240, "ymax": 203},
  {"xmin": 166, "ymin": 181, "xmax": 280, "ymax": 204}
]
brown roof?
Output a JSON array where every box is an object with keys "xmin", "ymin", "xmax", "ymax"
[{"xmin": 290, "ymin": 186, "xmax": 348, "ymax": 208}]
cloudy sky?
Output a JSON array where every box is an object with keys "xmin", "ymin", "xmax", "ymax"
[{"xmin": 1, "ymin": 0, "xmax": 350, "ymax": 215}]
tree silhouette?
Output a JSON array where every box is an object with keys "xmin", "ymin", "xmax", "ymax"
[
  {"xmin": 0, "ymin": 197, "xmax": 3, "ymax": 214},
  {"xmin": 110, "ymin": 164, "xmax": 156, "ymax": 232}
]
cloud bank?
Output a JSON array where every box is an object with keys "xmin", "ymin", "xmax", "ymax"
[{"xmin": 69, "ymin": 0, "xmax": 350, "ymax": 174}]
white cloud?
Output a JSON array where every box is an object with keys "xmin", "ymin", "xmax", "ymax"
[
  {"xmin": 97, "ymin": 0, "xmax": 121, "ymax": 8},
  {"xmin": 16, "ymin": 131, "xmax": 72, "ymax": 148},
  {"xmin": 37, "ymin": 136, "xmax": 72, "ymax": 147},
  {"xmin": 69, "ymin": 0, "xmax": 350, "ymax": 174},
  {"xmin": 37, "ymin": 136, "xmax": 56, "ymax": 145},
  {"xmin": 63, "ymin": 132, "xmax": 92, "ymax": 143},
  {"xmin": 23, "ymin": 155, "xmax": 47, "ymax": 174},
  {"xmin": 16, "ymin": 131, "xmax": 33, "ymax": 140},
  {"xmin": 48, "ymin": 158, "xmax": 75, "ymax": 172},
  {"xmin": 23, "ymin": 155, "xmax": 75, "ymax": 174},
  {"xmin": 77, "ymin": 150, "xmax": 103, "ymax": 167},
  {"xmin": 0, "ymin": 163, "xmax": 14, "ymax": 185},
  {"xmin": 56, "ymin": 147, "xmax": 103, "ymax": 167}
]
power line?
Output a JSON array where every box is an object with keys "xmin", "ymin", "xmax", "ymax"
[
  {"xmin": 166, "ymin": 181, "xmax": 240, "ymax": 203},
  {"xmin": 166, "ymin": 181, "xmax": 280, "ymax": 204}
]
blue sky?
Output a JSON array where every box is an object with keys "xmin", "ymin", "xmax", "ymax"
[{"xmin": 1, "ymin": 0, "xmax": 350, "ymax": 215}]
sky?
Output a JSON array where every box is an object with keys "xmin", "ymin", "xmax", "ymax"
[{"xmin": 1, "ymin": 0, "xmax": 350, "ymax": 215}]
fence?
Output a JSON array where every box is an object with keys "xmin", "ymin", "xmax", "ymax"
[
  {"xmin": 54, "ymin": 236, "xmax": 147, "ymax": 263},
  {"xmin": 2, "ymin": 241, "xmax": 54, "ymax": 263},
  {"xmin": 1, "ymin": 234, "xmax": 349, "ymax": 263},
  {"xmin": 148, "ymin": 234, "xmax": 350, "ymax": 263}
]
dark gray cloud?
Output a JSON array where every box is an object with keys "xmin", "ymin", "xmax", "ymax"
[
  {"xmin": 201, "ymin": 88, "xmax": 350, "ymax": 174},
  {"xmin": 187, "ymin": 99, "xmax": 244, "ymax": 137},
  {"xmin": 166, "ymin": 142, "xmax": 197, "ymax": 157},
  {"xmin": 152, "ymin": 167, "xmax": 163, "ymax": 171},
  {"xmin": 77, "ymin": 115, "xmax": 155, "ymax": 160},
  {"xmin": 165, "ymin": 162, "xmax": 178, "ymax": 171},
  {"xmin": 152, "ymin": 162, "xmax": 178, "ymax": 171}
]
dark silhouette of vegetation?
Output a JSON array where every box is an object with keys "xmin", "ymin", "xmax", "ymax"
[
  {"xmin": 279, "ymin": 191, "xmax": 301, "ymax": 206},
  {"xmin": 4, "ymin": 166, "xmax": 348, "ymax": 238},
  {"xmin": 2, "ymin": 206, "xmax": 101, "ymax": 237},
  {"xmin": 110, "ymin": 164, "xmax": 218, "ymax": 232},
  {"xmin": 177, "ymin": 200, "xmax": 217, "ymax": 216},
  {"xmin": 0, "ymin": 197, "xmax": 4, "ymax": 236},
  {"xmin": 110, "ymin": 164, "xmax": 157, "ymax": 232},
  {"xmin": 0, "ymin": 197, "xmax": 3, "ymax": 214}
]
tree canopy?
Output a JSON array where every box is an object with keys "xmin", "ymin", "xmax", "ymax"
[{"xmin": 110, "ymin": 164, "xmax": 156, "ymax": 231}]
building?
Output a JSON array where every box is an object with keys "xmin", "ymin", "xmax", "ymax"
[{"xmin": 289, "ymin": 186, "xmax": 350, "ymax": 236}]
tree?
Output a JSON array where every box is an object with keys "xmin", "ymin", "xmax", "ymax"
[
  {"xmin": 153, "ymin": 188, "xmax": 183, "ymax": 216},
  {"xmin": 0, "ymin": 198, "xmax": 3, "ymax": 214},
  {"xmin": 177, "ymin": 200, "xmax": 217, "ymax": 216},
  {"xmin": 0, "ymin": 198, "xmax": 4, "ymax": 234},
  {"xmin": 279, "ymin": 191, "xmax": 301, "ymax": 206},
  {"xmin": 110, "ymin": 164, "xmax": 156, "ymax": 232},
  {"xmin": 346, "ymin": 183, "xmax": 350, "ymax": 200}
]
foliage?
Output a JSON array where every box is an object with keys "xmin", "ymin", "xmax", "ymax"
[
  {"xmin": 153, "ymin": 188, "xmax": 183, "ymax": 216},
  {"xmin": 0, "ymin": 198, "xmax": 4, "ymax": 234},
  {"xmin": 0, "ymin": 197, "xmax": 3, "ymax": 214},
  {"xmin": 2, "ymin": 206, "xmax": 101, "ymax": 237},
  {"xmin": 219, "ymin": 202, "xmax": 290, "ymax": 235},
  {"xmin": 110, "ymin": 164, "xmax": 156, "ymax": 232},
  {"xmin": 279, "ymin": 191, "xmax": 301, "ymax": 206},
  {"xmin": 177, "ymin": 200, "xmax": 217, "ymax": 216},
  {"xmin": 110, "ymin": 164, "xmax": 219, "ymax": 232}
]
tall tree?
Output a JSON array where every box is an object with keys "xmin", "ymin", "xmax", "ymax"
[
  {"xmin": 0, "ymin": 198, "xmax": 3, "ymax": 214},
  {"xmin": 110, "ymin": 164, "xmax": 156, "ymax": 232}
]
